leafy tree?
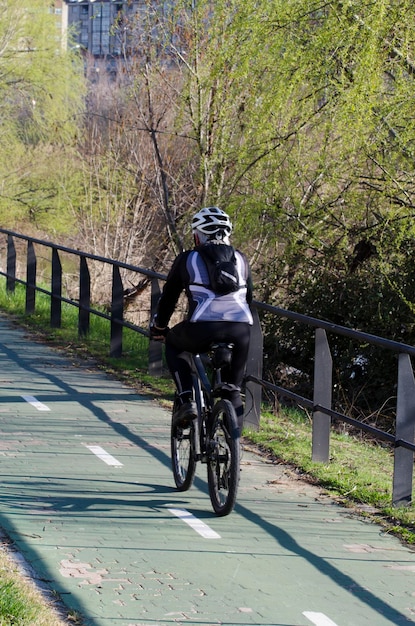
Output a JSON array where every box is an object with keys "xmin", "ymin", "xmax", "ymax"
[
  {"xmin": 154, "ymin": 0, "xmax": 415, "ymax": 421},
  {"xmin": 230, "ymin": 0, "xmax": 415, "ymax": 422},
  {"xmin": 0, "ymin": 0, "xmax": 85, "ymax": 230},
  {"xmin": 235, "ymin": 0, "xmax": 415, "ymax": 293}
]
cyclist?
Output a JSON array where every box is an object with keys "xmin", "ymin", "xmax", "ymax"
[{"xmin": 150, "ymin": 207, "xmax": 253, "ymax": 434}]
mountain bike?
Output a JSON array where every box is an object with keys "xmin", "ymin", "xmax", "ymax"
[{"xmin": 170, "ymin": 343, "xmax": 241, "ymax": 516}]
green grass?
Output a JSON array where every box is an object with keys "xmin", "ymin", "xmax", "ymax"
[{"xmin": 0, "ymin": 579, "xmax": 36, "ymax": 625}]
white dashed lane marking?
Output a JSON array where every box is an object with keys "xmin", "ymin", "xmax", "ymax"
[
  {"xmin": 303, "ymin": 612, "xmax": 339, "ymax": 626},
  {"xmin": 21, "ymin": 395, "xmax": 50, "ymax": 411},
  {"xmin": 85, "ymin": 445, "xmax": 123, "ymax": 467},
  {"xmin": 169, "ymin": 508, "xmax": 221, "ymax": 539}
]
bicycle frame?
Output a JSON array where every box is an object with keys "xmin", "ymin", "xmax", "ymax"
[
  {"xmin": 171, "ymin": 344, "xmax": 240, "ymax": 515},
  {"xmin": 190, "ymin": 353, "xmax": 213, "ymax": 462}
]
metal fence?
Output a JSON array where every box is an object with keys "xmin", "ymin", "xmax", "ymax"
[{"xmin": 0, "ymin": 228, "xmax": 414, "ymax": 507}]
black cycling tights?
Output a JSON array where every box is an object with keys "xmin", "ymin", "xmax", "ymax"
[{"xmin": 165, "ymin": 320, "xmax": 251, "ymax": 430}]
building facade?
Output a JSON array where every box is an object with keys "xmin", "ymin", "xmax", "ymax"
[{"xmin": 60, "ymin": 1, "xmax": 142, "ymax": 58}]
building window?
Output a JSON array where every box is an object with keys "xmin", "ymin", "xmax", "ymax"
[{"xmin": 66, "ymin": 0, "xmax": 141, "ymax": 58}]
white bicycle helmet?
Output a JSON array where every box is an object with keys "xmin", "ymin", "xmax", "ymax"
[{"xmin": 191, "ymin": 207, "xmax": 233, "ymax": 238}]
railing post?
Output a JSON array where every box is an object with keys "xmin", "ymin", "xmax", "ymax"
[
  {"xmin": 244, "ymin": 308, "xmax": 263, "ymax": 430},
  {"xmin": 148, "ymin": 277, "xmax": 163, "ymax": 376},
  {"xmin": 393, "ymin": 353, "xmax": 415, "ymax": 506},
  {"xmin": 6, "ymin": 235, "xmax": 16, "ymax": 293},
  {"xmin": 25, "ymin": 241, "xmax": 36, "ymax": 315},
  {"xmin": 110, "ymin": 265, "xmax": 123, "ymax": 358},
  {"xmin": 78, "ymin": 256, "xmax": 90, "ymax": 337},
  {"xmin": 51, "ymin": 248, "xmax": 62, "ymax": 328},
  {"xmin": 312, "ymin": 328, "xmax": 332, "ymax": 462}
]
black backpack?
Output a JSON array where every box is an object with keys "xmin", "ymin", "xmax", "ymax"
[{"xmin": 197, "ymin": 243, "xmax": 240, "ymax": 294}]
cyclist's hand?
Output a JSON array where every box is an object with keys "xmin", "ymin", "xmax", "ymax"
[{"xmin": 149, "ymin": 322, "xmax": 169, "ymax": 342}]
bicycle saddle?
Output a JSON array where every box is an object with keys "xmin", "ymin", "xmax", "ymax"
[{"xmin": 210, "ymin": 343, "xmax": 234, "ymax": 368}]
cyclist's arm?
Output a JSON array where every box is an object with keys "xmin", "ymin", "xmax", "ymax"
[{"xmin": 154, "ymin": 251, "xmax": 189, "ymax": 328}]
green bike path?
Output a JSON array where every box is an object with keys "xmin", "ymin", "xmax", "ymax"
[{"xmin": 0, "ymin": 315, "xmax": 414, "ymax": 626}]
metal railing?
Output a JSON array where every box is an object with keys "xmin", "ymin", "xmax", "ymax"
[{"xmin": 0, "ymin": 228, "xmax": 414, "ymax": 507}]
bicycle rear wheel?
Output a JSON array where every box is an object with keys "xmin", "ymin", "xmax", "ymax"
[
  {"xmin": 171, "ymin": 400, "xmax": 197, "ymax": 491},
  {"xmin": 207, "ymin": 399, "xmax": 240, "ymax": 516}
]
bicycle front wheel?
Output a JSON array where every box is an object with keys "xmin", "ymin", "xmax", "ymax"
[
  {"xmin": 207, "ymin": 399, "xmax": 240, "ymax": 516},
  {"xmin": 171, "ymin": 412, "xmax": 197, "ymax": 492}
]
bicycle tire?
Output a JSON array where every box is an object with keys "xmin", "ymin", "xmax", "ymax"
[
  {"xmin": 170, "ymin": 400, "xmax": 197, "ymax": 491},
  {"xmin": 207, "ymin": 398, "xmax": 240, "ymax": 516}
]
